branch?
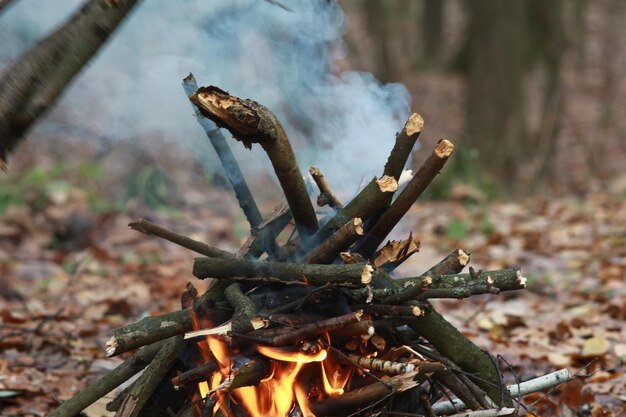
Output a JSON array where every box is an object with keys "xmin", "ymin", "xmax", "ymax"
[
  {"xmin": 0, "ymin": 0, "xmax": 141, "ymax": 166},
  {"xmin": 303, "ymin": 217, "xmax": 363, "ymax": 264},
  {"xmin": 47, "ymin": 339, "xmax": 164, "ymax": 417},
  {"xmin": 432, "ymin": 369, "xmax": 571, "ymax": 415},
  {"xmin": 356, "ymin": 139, "xmax": 454, "ymax": 257},
  {"xmin": 309, "ymin": 166, "xmax": 343, "ymax": 209},
  {"xmin": 183, "ymin": 74, "xmax": 263, "ymax": 230},
  {"xmin": 421, "ymin": 249, "xmax": 470, "ymax": 277},
  {"xmin": 309, "ymin": 371, "xmax": 419, "ymax": 417},
  {"xmin": 237, "ymin": 201, "xmax": 291, "ymax": 259},
  {"xmin": 190, "ymin": 86, "xmax": 318, "ymax": 237},
  {"xmin": 415, "ymin": 268, "xmax": 527, "ymax": 300},
  {"xmin": 129, "ymin": 218, "xmax": 234, "ymax": 259},
  {"xmin": 383, "ymin": 113, "xmax": 425, "ymax": 181},
  {"xmin": 115, "ymin": 336, "xmax": 182, "ymax": 417},
  {"xmin": 193, "ymin": 257, "xmax": 374, "ymax": 287},
  {"xmin": 224, "ymin": 283, "xmax": 259, "ymax": 333}
]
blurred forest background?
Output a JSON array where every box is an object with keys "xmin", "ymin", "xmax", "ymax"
[
  {"xmin": 1, "ymin": 0, "xmax": 625, "ymax": 211},
  {"xmin": 341, "ymin": 0, "xmax": 626, "ymax": 197}
]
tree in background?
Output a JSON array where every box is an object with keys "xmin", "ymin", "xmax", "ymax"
[{"xmin": 0, "ymin": 0, "xmax": 141, "ymax": 168}]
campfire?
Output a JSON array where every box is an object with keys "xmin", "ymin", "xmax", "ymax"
[{"xmin": 48, "ymin": 74, "xmax": 570, "ymax": 417}]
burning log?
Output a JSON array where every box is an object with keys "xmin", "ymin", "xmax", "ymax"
[{"xmin": 129, "ymin": 218, "xmax": 234, "ymax": 259}]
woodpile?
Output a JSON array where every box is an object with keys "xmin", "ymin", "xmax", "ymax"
[{"xmin": 48, "ymin": 74, "xmax": 568, "ymax": 417}]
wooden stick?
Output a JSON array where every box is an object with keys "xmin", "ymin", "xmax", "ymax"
[
  {"xmin": 47, "ymin": 340, "xmax": 164, "ymax": 417},
  {"xmin": 115, "ymin": 336, "xmax": 182, "ymax": 417},
  {"xmin": 303, "ymin": 217, "xmax": 363, "ymax": 264},
  {"xmin": 383, "ymin": 113, "xmax": 425, "ymax": 181},
  {"xmin": 415, "ymin": 269, "xmax": 526, "ymax": 300},
  {"xmin": 356, "ymin": 139, "xmax": 455, "ymax": 257},
  {"xmin": 238, "ymin": 201, "xmax": 291, "ymax": 259},
  {"xmin": 190, "ymin": 86, "xmax": 318, "ymax": 237},
  {"xmin": 183, "ymin": 74, "xmax": 264, "ymax": 231},
  {"xmin": 106, "ymin": 281, "xmax": 230, "ymax": 356},
  {"xmin": 236, "ymin": 311, "xmax": 364, "ymax": 346},
  {"xmin": 421, "ymin": 248, "xmax": 470, "ymax": 277},
  {"xmin": 225, "ymin": 283, "xmax": 259, "ymax": 333},
  {"xmin": 129, "ymin": 218, "xmax": 234, "ymax": 259},
  {"xmin": 432, "ymin": 369, "xmax": 570, "ymax": 415},
  {"xmin": 309, "ymin": 371, "xmax": 419, "ymax": 417},
  {"xmin": 354, "ymin": 303, "xmax": 425, "ymax": 317},
  {"xmin": 171, "ymin": 362, "xmax": 219, "ymax": 388},
  {"xmin": 193, "ymin": 257, "xmax": 374, "ymax": 287},
  {"xmin": 309, "ymin": 165, "xmax": 343, "ymax": 209}
]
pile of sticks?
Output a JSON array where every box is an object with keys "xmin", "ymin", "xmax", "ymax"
[{"xmin": 49, "ymin": 75, "xmax": 568, "ymax": 417}]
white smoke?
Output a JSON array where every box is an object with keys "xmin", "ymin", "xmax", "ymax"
[{"xmin": 0, "ymin": 0, "xmax": 413, "ymax": 198}]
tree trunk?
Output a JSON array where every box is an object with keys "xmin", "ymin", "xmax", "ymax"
[{"xmin": 0, "ymin": 0, "xmax": 141, "ymax": 166}]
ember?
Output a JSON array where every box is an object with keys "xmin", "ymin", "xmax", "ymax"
[{"xmin": 48, "ymin": 75, "xmax": 569, "ymax": 417}]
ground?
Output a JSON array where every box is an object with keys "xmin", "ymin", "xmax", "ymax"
[{"xmin": 0, "ymin": 159, "xmax": 625, "ymax": 416}]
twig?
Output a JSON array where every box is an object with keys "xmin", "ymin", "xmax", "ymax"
[
  {"xmin": 420, "ymin": 249, "xmax": 470, "ymax": 277},
  {"xmin": 129, "ymin": 218, "xmax": 234, "ymax": 259},
  {"xmin": 446, "ymin": 409, "xmax": 517, "ymax": 417},
  {"xmin": 183, "ymin": 74, "xmax": 263, "ymax": 230},
  {"xmin": 224, "ymin": 283, "xmax": 260, "ymax": 333},
  {"xmin": 431, "ymin": 369, "xmax": 570, "ymax": 415},
  {"xmin": 238, "ymin": 201, "xmax": 291, "ymax": 259},
  {"xmin": 309, "ymin": 165, "xmax": 344, "ymax": 209},
  {"xmin": 190, "ymin": 86, "xmax": 318, "ymax": 237},
  {"xmin": 193, "ymin": 257, "xmax": 374, "ymax": 287}
]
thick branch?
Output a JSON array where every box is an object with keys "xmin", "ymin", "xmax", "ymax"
[
  {"xmin": 309, "ymin": 165, "xmax": 343, "ymax": 209},
  {"xmin": 0, "ymin": 0, "xmax": 141, "ymax": 165},
  {"xmin": 115, "ymin": 336, "xmax": 182, "ymax": 417},
  {"xmin": 356, "ymin": 139, "xmax": 454, "ymax": 257},
  {"xmin": 183, "ymin": 74, "xmax": 263, "ymax": 230},
  {"xmin": 303, "ymin": 217, "xmax": 363, "ymax": 264},
  {"xmin": 193, "ymin": 257, "xmax": 374, "ymax": 287},
  {"xmin": 190, "ymin": 86, "xmax": 318, "ymax": 237},
  {"xmin": 48, "ymin": 341, "xmax": 162, "ymax": 417},
  {"xmin": 129, "ymin": 218, "xmax": 234, "ymax": 259}
]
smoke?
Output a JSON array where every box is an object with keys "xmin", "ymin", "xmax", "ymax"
[{"xmin": 0, "ymin": 0, "xmax": 412, "ymax": 198}]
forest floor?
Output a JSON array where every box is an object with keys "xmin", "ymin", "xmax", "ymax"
[{"xmin": 0, "ymin": 166, "xmax": 625, "ymax": 416}]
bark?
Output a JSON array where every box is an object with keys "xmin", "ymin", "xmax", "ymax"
[
  {"xmin": 48, "ymin": 340, "xmax": 164, "ymax": 417},
  {"xmin": 129, "ymin": 218, "xmax": 234, "ymax": 259},
  {"xmin": 420, "ymin": 248, "xmax": 470, "ymax": 277},
  {"xmin": 356, "ymin": 139, "xmax": 454, "ymax": 257},
  {"xmin": 237, "ymin": 201, "xmax": 291, "ymax": 259},
  {"xmin": 353, "ymin": 303, "xmax": 425, "ymax": 318},
  {"xmin": 303, "ymin": 217, "xmax": 363, "ymax": 264},
  {"xmin": 106, "ymin": 281, "xmax": 230, "ymax": 356},
  {"xmin": 190, "ymin": 86, "xmax": 318, "ymax": 237},
  {"xmin": 193, "ymin": 257, "xmax": 374, "ymax": 287},
  {"xmin": 115, "ymin": 336, "xmax": 182, "ymax": 417},
  {"xmin": 224, "ymin": 283, "xmax": 258, "ymax": 333},
  {"xmin": 0, "ymin": 0, "xmax": 141, "ymax": 166},
  {"xmin": 309, "ymin": 165, "xmax": 343, "ymax": 209},
  {"xmin": 171, "ymin": 362, "xmax": 219, "ymax": 388},
  {"xmin": 383, "ymin": 113, "xmax": 425, "ymax": 182},
  {"xmin": 183, "ymin": 74, "xmax": 263, "ymax": 230}
]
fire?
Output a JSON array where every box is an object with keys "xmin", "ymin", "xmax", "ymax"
[{"xmin": 194, "ymin": 331, "xmax": 352, "ymax": 416}]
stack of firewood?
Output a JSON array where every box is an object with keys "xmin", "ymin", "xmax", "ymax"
[{"xmin": 48, "ymin": 74, "xmax": 568, "ymax": 417}]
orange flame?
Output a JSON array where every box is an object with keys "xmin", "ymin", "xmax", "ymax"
[{"xmin": 192, "ymin": 315, "xmax": 352, "ymax": 417}]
